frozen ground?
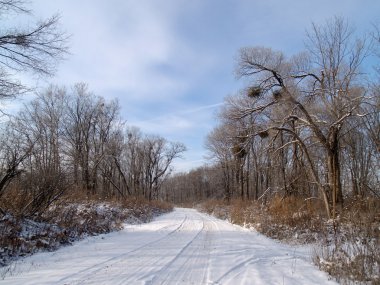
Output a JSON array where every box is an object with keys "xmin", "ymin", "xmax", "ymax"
[{"xmin": 0, "ymin": 208, "xmax": 336, "ymax": 284}]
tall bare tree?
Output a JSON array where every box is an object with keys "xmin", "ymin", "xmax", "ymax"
[
  {"xmin": 234, "ymin": 17, "xmax": 371, "ymax": 218},
  {"xmin": 0, "ymin": 0, "xmax": 69, "ymax": 101}
]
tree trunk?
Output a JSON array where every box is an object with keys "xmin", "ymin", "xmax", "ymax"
[
  {"xmin": 254, "ymin": 171, "xmax": 259, "ymax": 200},
  {"xmin": 223, "ymin": 162, "xmax": 231, "ymax": 202},
  {"xmin": 327, "ymin": 147, "xmax": 343, "ymax": 218},
  {"xmin": 240, "ymin": 171, "xmax": 244, "ymax": 200}
]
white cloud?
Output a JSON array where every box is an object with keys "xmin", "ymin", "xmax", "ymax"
[{"xmin": 32, "ymin": 0, "xmax": 219, "ymax": 104}]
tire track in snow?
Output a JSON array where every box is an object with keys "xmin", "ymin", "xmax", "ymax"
[
  {"xmin": 145, "ymin": 212, "xmax": 222, "ymax": 285},
  {"xmin": 57, "ymin": 215, "xmax": 189, "ymax": 285},
  {"xmin": 63, "ymin": 210, "xmax": 204, "ymax": 285},
  {"xmin": 118, "ymin": 212, "xmax": 205, "ymax": 284},
  {"xmin": 144, "ymin": 214, "xmax": 207, "ymax": 284}
]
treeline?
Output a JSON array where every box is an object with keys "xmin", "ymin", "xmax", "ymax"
[
  {"xmin": 162, "ymin": 166, "xmax": 223, "ymax": 203},
  {"xmin": 163, "ymin": 17, "xmax": 380, "ymax": 219},
  {"xmin": 0, "ymin": 83, "xmax": 185, "ymax": 216}
]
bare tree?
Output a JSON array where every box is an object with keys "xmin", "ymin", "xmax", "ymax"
[
  {"xmin": 0, "ymin": 124, "xmax": 34, "ymax": 201},
  {"xmin": 7, "ymin": 85, "xmax": 68, "ymax": 216},
  {"xmin": 0, "ymin": 0, "xmax": 69, "ymax": 100},
  {"xmin": 142, "ymin": 136, "xmax": 186, "ymax": 200},
  {"xmin": 101, "ymin": 127, "xmax": 186, "ymax": 200},
  {"xmin": 205, "ymin": 124, "xmax": 236, "ymax": 201},
  {"xmin": 63, "ymin": 83, "xmax": 123, "ymax": 195},
  {"xmin": 15, "ymin": 86, "xmax": 66, "ymax": 174},
  {"xmin": 234, "ymin": 17, "xmax": 371, "ymax": 218}
]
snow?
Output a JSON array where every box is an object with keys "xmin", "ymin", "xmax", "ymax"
[{"xmin": 0, "ymin": 208, "xmax": 336, "ymax": 284}]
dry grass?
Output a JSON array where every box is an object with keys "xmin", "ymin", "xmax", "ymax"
[
  {"xmin": 198, "ymin": 199, "xmax": 232, "ymax": 220},
  {"xmin": 175, "ymin": 201, "xmax": 197, "ymax": 208},
  {"xmin": 268, "ymin": 195, "xmax": 324, "ymax": 226},
  {"xmin": 0, "ymin": 184, "xmax": 33, "ymax": 217},
  {"xmin": 199, "ymin": 196, "xmax": 326, "ymax": 242},
  {"xmin": 264, "ymin": 195, "xmax": 326, "ymax": 240}
]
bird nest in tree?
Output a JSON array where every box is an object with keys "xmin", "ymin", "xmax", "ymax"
[
  {"xmin": 247, "ymin": 86, "xmax": 262, "ymax": 98},
  {"xmin": 231, "ymin": 145, "xmax": 246, "ymax": 159},
  {"xmin": 258, "ymin": 130, "xmax": 269, "ymax": 138},
  {"xmin": 273, "ymin": 89, "xmax": 282, "ymax": 99},
  {"xmin": 15, "ymin": 35, "xmax": 27, "ymax": 46},
  {"xmin": 237, "ymin": 132, "xmax": 249, "ymax": 144}
]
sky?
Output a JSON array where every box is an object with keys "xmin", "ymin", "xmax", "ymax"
[{"xmin": 10, "ymin": 0, "xmax": 380, "ymax": 172}]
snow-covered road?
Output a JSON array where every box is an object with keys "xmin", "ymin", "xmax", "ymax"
[{"xmin": 1, "ymin": 208, "xmax": 336, "ymax": 285}]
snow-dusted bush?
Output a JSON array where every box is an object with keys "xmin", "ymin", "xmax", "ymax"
[{"xmin": 313, "ymin": 197, "xmax": 380, "ymax": 284}]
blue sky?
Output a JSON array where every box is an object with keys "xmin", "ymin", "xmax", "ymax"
[{"xmin": 14, "ymin": 0, "xmax": 380, "ymax": 172}]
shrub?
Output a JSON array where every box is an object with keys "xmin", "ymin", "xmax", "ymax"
[
  {"xmin": 0, "ymin": 192, "xmax": 173, "ymax": 268},
  {"xmin": 313, "ymin": 197, "xmax": 380, "ymax": 284}
]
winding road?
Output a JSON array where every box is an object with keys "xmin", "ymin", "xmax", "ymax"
[{"xmin": 0, "ymin": 208, "xmax": 336, "ymax": 284}]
